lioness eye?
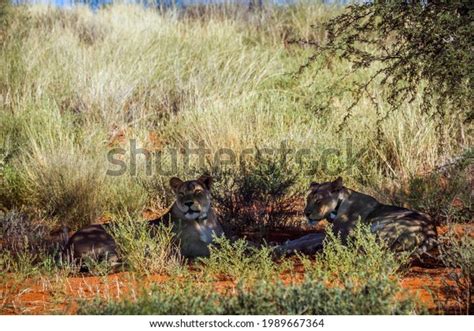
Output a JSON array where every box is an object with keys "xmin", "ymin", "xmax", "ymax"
[
  {"xmin": 195, "ymin": 189, "xmax": 203, "ymax": 194},
  {"xmin": 178, "ymin": 192, "xmax": 184, "ymax": 198}
]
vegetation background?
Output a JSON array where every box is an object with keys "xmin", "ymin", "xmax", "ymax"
[{"xmin": 0, "ymin": 0, "xmax": 472, "ymax": 314}]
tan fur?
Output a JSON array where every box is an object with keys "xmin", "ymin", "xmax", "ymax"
[
  {"xmin": 150, "ymin": 175, "xmax": 224, "ymax": 258},
  {"xmin": 304, "ymin": 177, "xmax": 437, "ymax": 254},
  {"xmin": 66, "ymin": 175, "xmax": 224, "ymax": 264}
]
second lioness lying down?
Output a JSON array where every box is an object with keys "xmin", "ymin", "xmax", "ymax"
[
  {"xmin": 65, "ymin": 175, "xmax": 224, "ymax": 266},
  {"xmin": 279, "ymin": 177, "xmax": 438, "ymax": 255}
]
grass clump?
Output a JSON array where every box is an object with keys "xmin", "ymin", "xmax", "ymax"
[
  {"xmin": 0, "ymin": 210, "xmax": 68, "ymax": 277},
  {"xmin": 18, "ymin": 142, "xmax": 149, "ymax": 230},
  {"xmin": 107, "ymin": 213, "xmax": 183, "ymax": 276},
  {"xmin": 199, "ymin": 235, "xmax": 281, "ymax": 283},
  {"xmin": 305, "ymin": 223, "xmax": 409, "ymax": 283}
]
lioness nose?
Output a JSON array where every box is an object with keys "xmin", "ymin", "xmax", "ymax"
[{"xmin": 184, "ymin": 201, "xmax": 193, "ymax": 207}]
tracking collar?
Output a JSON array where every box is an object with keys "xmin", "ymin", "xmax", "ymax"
[{"xmin": 328, "ymin": 198, "xmax": 343, "ymax": 222}]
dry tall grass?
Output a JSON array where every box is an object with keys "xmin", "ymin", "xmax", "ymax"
[{"xmin": 0, "ymin": 3, "xmax": 470, "ymax": 233}]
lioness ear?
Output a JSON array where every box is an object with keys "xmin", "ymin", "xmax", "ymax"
[
  {"xmin": 169, "ymin": 177, "xmax": 184, "ymax": 193},
  {"xmin": 332, "ymin": 176, "xmax": 343, "ymax": 190},
  {"xmin": 309, "ymin": 182, "xmax": 319, "ymax": 189},
  {"xmin": 197, "ymin": 175, "xmax": 213, "ymax": 190}
]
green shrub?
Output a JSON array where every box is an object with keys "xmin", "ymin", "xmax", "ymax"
[
  {"xmin": 306, "ymin": 223, "xmax": 409, "ymax": 284},
  {"xmin": 199, "ymin": 235, "xmax": 282, "ymax": 283},
  {"xmin": 78, "ymin": 281, "xmax": 222, "ymax": 315},
  {"xmin": 78, "ymin": 276, "xmax": 419, "ymax": 315},
  {"xmin": 211, "ymin": 151, "xmax": 299, "ymax": 234},
  {"xmin": 107, "ymin": 213, "xmax": 183, "ymax": 275},
  {"xmin": 225, "ymin": 278, "xmax": 417, "ymax": 315},
  {"xmin": 439, "ymin": 227, "xmax": 473, "ymax": 314}
]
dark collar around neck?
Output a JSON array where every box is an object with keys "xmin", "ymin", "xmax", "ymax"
[{"xmin": 328, "ymin": 197, "xmax": 343, "ymax": 222}]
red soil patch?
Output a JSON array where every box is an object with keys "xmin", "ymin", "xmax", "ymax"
[
  {"xmin": 401, "ymin": 266, "xmax": 467, "ymax": 314},
  {"xmin": 437, "ymin": 224, "xmax": 474, "ymax": 238}
]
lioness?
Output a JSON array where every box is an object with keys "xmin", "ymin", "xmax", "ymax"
[
  {"xmin": 304, "ymin": 177, "xmax": 437, "ymax": 254},
  {"xmin": 65, "ymin": 175, "xmax": 224, "ymax": 265},
  {"xmin": 149, "ymin": 175, "xmax": 224, "ymax": 257}
]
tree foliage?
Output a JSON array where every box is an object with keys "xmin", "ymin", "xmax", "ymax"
[{"xmin": 296, "ymin": 1, "xmax": 473, "ymax": 127}]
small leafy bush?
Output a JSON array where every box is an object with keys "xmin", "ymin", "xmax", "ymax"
[
  {"xmin": 107, "ymin": 214, "xmax": 183, "ymax": 275},
  {"xmin": 199, "ymin": 236, "xmax": 281, "ymax": 283},
  {"xmin": 224, "ymin": 278, "xmax": 417, "ymax": 315},
  {"xmin": 305, "ymin": 223, "xmax": 409, "ymax": 284},
  {"xmin": 439, "ymin": 227, "xmax": 473, "ymax": 314},
  {"xmin": 211, "ymin": 151, "xmax": 299, "ymax": 234}
]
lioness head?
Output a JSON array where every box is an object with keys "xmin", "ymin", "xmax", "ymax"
[
  {"xmin": 170, "ymin": 175, "xmax": 213, "ymax": 221},
  {"xmin": 304, "ymin": 177, "xmax": 343, "ymax": 225}
]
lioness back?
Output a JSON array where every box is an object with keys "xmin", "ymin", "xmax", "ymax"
[
  {"xmin": 366, "ymin": 205, "xmax": 437, "ymax": 253},
  {"xmin": 65, "ymin": 224, "xmax": 119, "ymax": 266},
  {"xmin": 304, "ymin": 177, "xmax": 437, "ymax": 255}
]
